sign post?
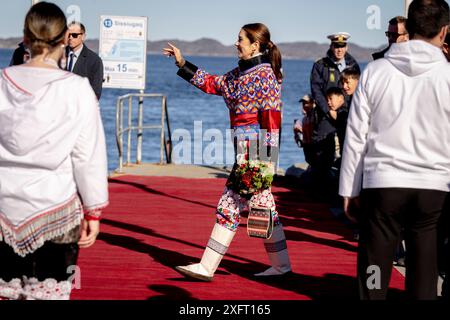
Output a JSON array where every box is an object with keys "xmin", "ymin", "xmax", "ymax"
[
  {"xmin": 99, "ymin": 15, "xmax": 148, "ymax": 90},
  {"xmin": 99, "ymin": 15, "xmax": 148, "ymax": 163}
]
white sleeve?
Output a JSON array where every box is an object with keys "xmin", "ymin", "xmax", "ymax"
[
  {"xmin": 71, "ymin": 78, "xmax": 109, "ymax": 212},
  {"xmin": 339, "ymin": 70, "xmax": 371, "ymax": 198}
]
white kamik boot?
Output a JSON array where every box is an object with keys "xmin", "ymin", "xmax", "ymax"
[
  {"xmin": 176, "ymin": 224, "xmax": 235, "ymax": 281},
  {"xmin": 255, "ymin": 224, "xmax": 292, "ymax": 277}
]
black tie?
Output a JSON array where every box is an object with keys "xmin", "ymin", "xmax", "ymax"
[{"xmin": 67, "ymin": 52, "xmax": 74, "ymax": 71}]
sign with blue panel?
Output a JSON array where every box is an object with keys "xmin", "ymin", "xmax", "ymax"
[{"xmin": 99, "ymin": 16, "xmax": 148, "ymax": 90}]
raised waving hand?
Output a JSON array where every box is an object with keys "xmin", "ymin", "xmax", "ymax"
[{"xmin": 163, "ymin": 42, "xmax": 185, "ymax": 68}]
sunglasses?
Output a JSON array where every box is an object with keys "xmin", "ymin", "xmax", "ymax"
[
  {"xmin": 385, "ymin": 31, "xmax": 408, "ymax": 38},
  {"xmin": 68, "ymin": 33, "xmax": 83, "ymax": 39}
]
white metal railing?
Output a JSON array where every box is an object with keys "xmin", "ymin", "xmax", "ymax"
[{"xmin": 115, "ymin": 93, "xmax": 172, "ymax": 172}]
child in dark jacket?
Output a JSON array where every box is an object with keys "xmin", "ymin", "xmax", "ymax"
[
  {"xmin": 307, "ymin": 87, "xmax": 344, "ymax": 198},
  {"xmin": 337, "ymin": 68, "xmax": 360, "ymax": 158},
  {"xmin": 326, "ymin": 87, "xmax": 346, "ymax": 161}
]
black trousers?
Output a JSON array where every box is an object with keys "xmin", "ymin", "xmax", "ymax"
[
  {"xmin": 303, "ymin": 144, "xmax": 314, "ymax": 167},
  {"xmin": 309, "ymin": 134, "xmax": 336, "ymax": 195},
  {"xmin": 439, "ymin": 196, "xmax": 450, "ymax": 299},
  {"xmin": 358, "ymin": 188, "xmax": 447, "ymax": 300},
  {"xmin": 310, "ymin": 134, "xmax": 336, "ymax": 171},
  {"xmin": 0, "ymin": 241, "xmax": 79, "ymax": 283}
]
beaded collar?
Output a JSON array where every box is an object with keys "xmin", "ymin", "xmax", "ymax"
[{"xmin": 238, "ymin": 54, "xmax": 271, "ymax": 73}]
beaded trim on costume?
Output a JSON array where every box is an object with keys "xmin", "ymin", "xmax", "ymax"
[
  {"xmin": 0, "ymin": 278, "xmax": 22, "ymax": 300},
  {"xmin": 264, "ymin": 131, "xmax": 280, "ymax": 147},
  {"xmin": 0, "ymin": 277, "xmax": 72, "ymax": 300},
  {"xmin": 264, "ymin": 239, "xmax": 287, "ymax": 253},
  {"xmin": 207, "ymin": 238, "xmax": 228, "ymax": 256},
  {"xmin": 0, "ymin": 195, "xmax": 83, "ymax": 257},
  {"xmin": 83, "ymin": 202, "xmax": 109, "ymax": 221},
  {"xmin": 23, "ymin": 278, "xmax": 72, "ymax": 300}
]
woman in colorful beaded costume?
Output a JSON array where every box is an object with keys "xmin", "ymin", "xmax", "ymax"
[
  {"xmin": 0, "ymin": 2, "xmax": 108, "ymax": 300},
  {"xmin": 164, "ymin": 23, "xmax": 292, "ymax": 281}
]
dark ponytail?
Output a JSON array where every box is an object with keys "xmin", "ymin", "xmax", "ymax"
[
  {"xmin": 267, "ymin": 41, "xmax": 283, "ymax": 82},
  {"xmin": 242, "ymin": 23, "xmax": 283, "ymax": 82}
]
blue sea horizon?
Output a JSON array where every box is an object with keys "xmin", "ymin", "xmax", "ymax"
[{"xmin": 0, "ymin": 49, "xmax": 366, "ymax": 174}]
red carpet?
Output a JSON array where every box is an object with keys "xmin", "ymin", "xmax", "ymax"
[{"xmin": 71, "ymin": 175, "xmax": 405, "ymax": 300}]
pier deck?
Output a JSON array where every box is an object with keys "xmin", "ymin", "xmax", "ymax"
[{"xmin": 71, "ymin": 164, "xmax": 405, "ymax": 300}]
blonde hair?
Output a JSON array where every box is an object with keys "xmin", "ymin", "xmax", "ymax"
[{"xmin": 23, "ymin": 2, "xmax": 67, "ymax": 56}]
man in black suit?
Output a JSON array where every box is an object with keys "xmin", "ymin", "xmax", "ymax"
[
  {"xmin": 66, "ymin": 22, "xmax": 104, "ymax": 100},
  {"xmin": 9, "ymin": 42, "xmax": 30, "ymax": 66},
  {"xmin": 372, "ymin": 16, "xmax": 409, "ymax": 60}
]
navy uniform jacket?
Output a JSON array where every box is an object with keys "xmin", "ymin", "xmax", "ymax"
[
  {"xmin": 71, "ymin": 45, "xmax": 104, "ymax": 100},
  {"xmin": 310, "ymin": 50, "xmax": 360, "ymax": 141}
]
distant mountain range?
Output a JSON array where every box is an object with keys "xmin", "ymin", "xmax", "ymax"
[{"xmin": 0, "ymin": 37, "xmax": 383, "ymax": 62}]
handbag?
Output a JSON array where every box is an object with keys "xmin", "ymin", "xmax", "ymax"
[{"xmin": 247, "ymin": 205, "xmax": 274, "ymax": 239}]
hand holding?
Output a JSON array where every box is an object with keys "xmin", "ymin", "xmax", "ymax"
[{"xmin": 293, "ymin": 120, "xmax": 303, "ymax": 132}]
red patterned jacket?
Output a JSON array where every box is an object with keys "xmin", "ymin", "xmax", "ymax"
[{"xmin": 177, "ymin": 55, "xmax": 282, "ymax": 164}]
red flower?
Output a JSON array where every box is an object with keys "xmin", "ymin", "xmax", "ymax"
[{"xmin": 242, "ymin": 172, "xmax": 253, "ymax": 188}]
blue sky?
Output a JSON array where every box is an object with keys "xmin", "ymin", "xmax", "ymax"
[{"xmin": 0, "ymin": 1, "xmax": 446, "ymax": 48}]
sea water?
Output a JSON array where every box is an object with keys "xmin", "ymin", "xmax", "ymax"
[{"xmin": 0, "ymin": 49, "xmax": 365, "ymax": 173}]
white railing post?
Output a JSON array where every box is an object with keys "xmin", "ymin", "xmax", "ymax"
[
  {"xmin": 136, "ymin": 90, "xmax": 144, "ymax": 164},
  {"xmin": 127, "ymin": 96, "xmax": 133, "ymax": 165},
  {"xmin": 116, "ymin": 100, "xmax": 122, "ymax": 172},
  {"xmin": 160, "ymin": 96, "xmax": 166, "ymax": 165},
  {"xmin": 115, "ymin": 93, "xmax": 172, "ymax": 172}
]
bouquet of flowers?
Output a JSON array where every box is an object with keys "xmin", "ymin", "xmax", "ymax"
[{"xmin": 230, "ymin": 160, "xmax": 275, "ymax": 196}]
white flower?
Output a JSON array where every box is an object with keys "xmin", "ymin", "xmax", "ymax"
[{"xmin": 236, "ymin": 154, "xmax": 246, "ymax": 165}]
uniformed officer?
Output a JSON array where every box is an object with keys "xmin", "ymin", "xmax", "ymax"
[
  {"xmin": 309, "ymin": 32, "xmax": 360, "ymax": 197},
  {"xmin": 310, "ymin": 32, "xmax": 360, "ymax": 132}
]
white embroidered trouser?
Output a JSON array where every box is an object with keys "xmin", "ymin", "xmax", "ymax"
[{"xmin": 215, "ymin": 188, "xmax": 280, "ymax": 232}]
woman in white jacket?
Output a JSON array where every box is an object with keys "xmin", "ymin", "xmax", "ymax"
[{"xmin": 0, "ymin": 2, "xmax": 108, "ymax": 300}]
